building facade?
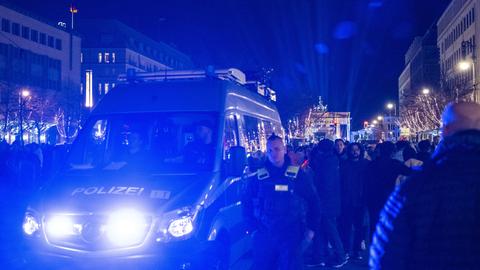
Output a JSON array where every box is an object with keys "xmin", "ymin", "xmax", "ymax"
[
  {"xmin": 78, "ymin": 20, "xmax": 194, "ymax": 108},
  {"xmin": 437, "ymin": 0, "xmax": 479, "ymax": 103},
  {"xmin": 399, "ymin": 25, "xmax": 440, "ymax": 112},
  {"xmin": 398, "ymin": 24, "xmax": 441, "ymax": 138},
  {"xmin": 0, "ymin": 2, "xmax": 82, "ymax": 143}
]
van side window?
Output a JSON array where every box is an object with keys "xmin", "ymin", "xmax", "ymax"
[
  {"xmin": 262, "ymin": 120, "xmax": 274, "ymax": 138},
  {"xmin": 243, "ymin": 115, "xmax": 267, "ymax": 153},
  {"xmin": 70, "ymin": 119, "xmax": 108, "ymax": 168},
  {"xmin": 223, "ymin": 115, "xmax": 238, "ymax": 160}
]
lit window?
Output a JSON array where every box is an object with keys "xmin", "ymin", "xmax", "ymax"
[
  {"xmin": 98, "ymin": 83, "xmax": 102, "ymax": 94},
  {"xmin": 104, "ymin": 83, "xmax": 109, "ymax": 94},
  {"xmin": 112, "ymin": 53, "xmax": 116, "ymax": 63},
  {"xmin": 105, "ymin": 53, "xmax": 110, "ymax": 63},
  {"xmin": 85, "ymin": 70, "xmax": 93, "ymax": 108},
  {"xmin": 98, "ymin": 53, "xmax": 102, "ymax": 63},
  {"xmin": 80, "ymin": 53, "xmax": 83, "ymax": 63},
  {"xmin": 112, "ymin": 83, "xmax": 115, "ymax": 88}
]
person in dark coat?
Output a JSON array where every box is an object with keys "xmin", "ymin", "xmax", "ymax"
[
  {"xmin": 308, "ymin": 139, "xmax": 347, "ymax": 268},
  {"xmin": 370, "ymin": 102, "xmax": 480, "ymax": 270},
  {"xmin": 416, "ymin": 139, "xmax": 432, "ymax": 163},
  {"xmin": 364, "ymin": 141, "xmax": 412, "ymax": 238},
  {"xmin": 334, "ymin": 139, "xmax": 348, "ymax": 161},
  {"xmin": 242, "ymin": 134, "xmax": 321, "ymax": 270},
  {"xmin": 338, "ymin": 142, "xmax": 369, "ymax": 260}
]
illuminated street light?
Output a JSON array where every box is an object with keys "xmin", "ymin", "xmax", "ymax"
[
  {"xmin": 386, "ymin": 103, "xmax": 394, "ymax": 110},
  {"xmin": 21, "ymin": 90, "xmax": 31, "ymax": 98},
  {"xmin": 377, "ymin": 116, "xmax": 383, "ymax": 121},
  {"xmin": 373, "ymin": 120, "xmax": 378, "ymax": 125},
  {"xmin": 422, "ymin": 88, "xmax": 430, "ymax": 95},
  {"xmin": 457, "ymin": 60, "xmax": 471, "ymax": 71},
  {"xmin": 19, "ymin": 89, "xmax": 31, "ymax": 145}
]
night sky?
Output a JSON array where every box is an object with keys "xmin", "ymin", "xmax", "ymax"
[{"xmin": 13, "ymin": 0, "xmax": 450, "ymax": 129}]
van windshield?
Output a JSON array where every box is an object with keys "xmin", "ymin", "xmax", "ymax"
[{"xmin": 68, "ymin": 112, "xmax": 218, "ymax": 173}]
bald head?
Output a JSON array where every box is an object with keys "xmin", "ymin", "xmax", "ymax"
[{"xmin": 441, "ymin": 102, "xmax": 480, "ymax": 137}]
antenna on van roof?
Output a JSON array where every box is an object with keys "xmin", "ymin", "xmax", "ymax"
[{"xmin": 118, "ymin": 68, "xmax": 247, "ymax": 85}]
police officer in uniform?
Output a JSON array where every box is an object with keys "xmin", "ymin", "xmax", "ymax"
[{"xmin": 242, "ymin": 134, "xmax": 321, "ymax": 270}]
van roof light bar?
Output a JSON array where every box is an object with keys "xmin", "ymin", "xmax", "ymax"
[{"xmin": 118, "ymin": 68, "xmax": 247, "ymax": 85}]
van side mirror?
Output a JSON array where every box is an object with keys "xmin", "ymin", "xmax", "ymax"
[{"xmin": 227, "ymin": 146, "xmax": 247, "ymax": 177}]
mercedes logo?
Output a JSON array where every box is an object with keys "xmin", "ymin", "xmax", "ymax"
[{"xmin": 81, "ymin": 221, "xmax": 104, "ymax": 243}]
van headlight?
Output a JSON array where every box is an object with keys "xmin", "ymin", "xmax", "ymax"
[
  {"xmin": 156, "ymin": 207, "xmax": 199, "ymax": 241},
  {"xmin": 46, "ymin": 215, "xmax": 79, "ymax": 238},
  {"xmin": 106, "ymin": 209, "xmax": 149, "ymax": 246},
  {"xmin": 23, "ymin": 214, "xmax": 40, "ymax": 236},
  {"xmin": 168, "ymin": 216, "xmax": 194, "ymax": 238}
]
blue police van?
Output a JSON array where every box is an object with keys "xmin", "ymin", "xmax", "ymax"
[{"xmin": 21, "ymin": 69, "xmax": 283, "ymax": 269}]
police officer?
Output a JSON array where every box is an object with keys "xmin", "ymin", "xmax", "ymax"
[{"xmin": 242, "ymin": 134, "xmax": 321, "ymax": 270}]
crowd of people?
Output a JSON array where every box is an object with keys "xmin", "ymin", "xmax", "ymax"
[
  {"xmin": 249, "ymin": 131, "xmax": 439, "ymax": 268},
  {"xmin": 0, "ymin": 140, "xmax": 68, "ymax": 194},
  {"xmin": 242, "ymin": 101, "xmax": 480, "ymax": 270}
]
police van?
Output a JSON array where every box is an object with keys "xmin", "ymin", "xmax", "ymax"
[{"xmin": 22, "ymin": 68, "xmax": 283, "ymax": 269}]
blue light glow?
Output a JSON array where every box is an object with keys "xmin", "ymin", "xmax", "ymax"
[
  {"xmin": 334, "ymin": 21, "xmax": 357, "ymax": 40},
  {"xmin": 368, "ymin": 0, "xmax": 383, "ymax": 8},
  {"xmin": 315, "ymin": 43, "xmax": 330, "ymax": 54},
  {"xmin": 106, "ymin": 209, "xmax": 148, "ymax": 246}
]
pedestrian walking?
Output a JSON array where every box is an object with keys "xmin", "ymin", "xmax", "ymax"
[
  {"xmin": 338, "ymin": 142, "xmax": 369, "ymax": 261},
  {"xmin": 364, "ymin": 142, "xmax": 412, "ymax": 238},
  {"xmin": 242, "ymin": 134, "xmax": 321, "ymax": 270},
  {"xmin": 308, "ymin": 139, "xmax": 348, "ymax": 268}
]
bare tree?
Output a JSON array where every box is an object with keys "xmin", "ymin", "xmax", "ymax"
[
  {"xmin": 0, "ymin": 82, "xmax": 18, "ymax": 140},
  {"xmin": 26, "ymin": 89, "xmax": 59, "ymax": 143},
  {"xmin": 55, "ymin": 82, "xmax": 84, "ymax": 144},
  {"xmin": 400, "ymin": 90, "xmax": 448, "ymax": 136}
]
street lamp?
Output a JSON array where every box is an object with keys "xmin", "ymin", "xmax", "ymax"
[
  {"xmin": 457, "ymin": 60, "xmax": 472, "ymax": 71},
  {"xmin": 458, "ymin": 40, "xmax": 477, "ymax": 102},
  {"xmin": 377, "ymin": 116, "xmax": 383, "ymax": 121},
  {"xmin": 372, "ymin": 120, "xmax": 378, "ymax": 125},
  {"xmin": 18, "ymin": 89, "xmax": 31, "ymax": 145},
  {"xmin": 22, "ymin": 90, "xmax": 31, "ymax": 98},
  {"xmin": 422, "ymin": 88, "xmax": 430, "ymax": 95},
  {"xmin": 386, "ymin": 102, "xmax": 397, "ymax": 140}
]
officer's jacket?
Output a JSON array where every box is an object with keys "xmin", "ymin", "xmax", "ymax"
[{"xmin": 242, "ymin": 159, "xmax": 321, "ymax": 232}]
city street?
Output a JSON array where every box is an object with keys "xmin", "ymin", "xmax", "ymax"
[{"xmin": 2, "ymin": 0, "xmax": 479, "ymax": 269}]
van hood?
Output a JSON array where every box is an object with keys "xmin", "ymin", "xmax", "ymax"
[{"xmin": 35, "ymin": 170, "xmax": 217, "ymax": 215}]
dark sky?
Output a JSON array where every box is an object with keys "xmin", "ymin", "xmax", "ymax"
[{"xmin": 14, "ymin": 0, "xmax": 450, "ymax": 129}]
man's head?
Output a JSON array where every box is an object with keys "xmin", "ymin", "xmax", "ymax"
[
  {"xmin": 334, "ymin": 139, "xmax": 346, "ymax": 155},
  {"xmin": 379, "ymin": 141, "xmax": 396, "ymax": 158},
  {"xmin": 418, "ymin": 140, "xmax": 431, "ymax": 153},
  {"xmin": 128, "ymin": 132, "xmax": 144, "ymax": 154},
  {"xmin": 348, "ymin": 142, "xmax": 364, "ymax": 161},
  {"xmin": 441, "ymin": 102, "xmax": 480, "ymax": 137},
  {"xmin": 195, "ymin": 120, "xmax": 213, "ymax": 144},
  {"xmin": 266, "ymin": 134, "xmax": 286, "ymax": 167}
]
